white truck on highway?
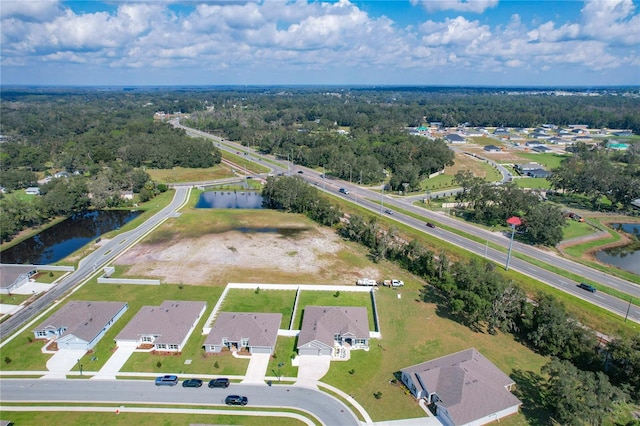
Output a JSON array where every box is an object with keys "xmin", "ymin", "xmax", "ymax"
[
  {"xmin": 356, "ymin": 278, "xmax": 378, "ymax": 286},
  {"xmin": 382, "ymin": 279, "xmax": 404, "ymax": 287}
]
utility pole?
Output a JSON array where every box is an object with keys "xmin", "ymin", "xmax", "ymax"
[{"xmin": 505, "ymin": 217, "xmax": 521, "ymax": 271}]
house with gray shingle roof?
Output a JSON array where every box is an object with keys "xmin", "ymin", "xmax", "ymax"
[
  {"xmin": 115, "ymin": 300, "xmax": 206, "ymax": 352},
  {"xmin": 400, "ymin": 348, "xmax": 522, "ymax": 426},
  {"xmin": 33, "ymin": 301, "xmax": 128, "ymax": 350},
  {"xmin": 203, "ymin": 312, "xmax": 282, "ymax": 355},
  {"xmin": 0, "ymin": 265, "xmax": 37, "ymax": 294},
  {"xmin": 297, "ymin": 306, "xmax": 369, "ymax": 357}
]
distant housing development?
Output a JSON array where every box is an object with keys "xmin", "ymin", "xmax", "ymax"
[
  {"xmin": 115, "ymin": 300, "xmax": 206, "ymax": 352},
  {"xmin": 33, "ymin": 301, "xmax": 128, "ymax": 351},
  {"xmin": 400, "ymin": 348, "xmax": 522, "ymax": 426}
]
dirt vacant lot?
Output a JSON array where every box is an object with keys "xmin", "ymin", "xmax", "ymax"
[{"xmin": 115, "ymin": 222, "xmax": 380, "ymax": 286}]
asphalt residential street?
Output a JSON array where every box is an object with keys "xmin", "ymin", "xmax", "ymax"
[{"xmin": 0, "ymin": 379, "xmax": 361, "ymax": 426}]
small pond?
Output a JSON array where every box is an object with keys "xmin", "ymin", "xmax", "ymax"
[
  {"xmin": 594, "ymin": 223, "xmax": 640, "ymax": 275},
  {"xmin": 0, "ymin": 210, "xmax": 142, "ymax": 265},
  {"xmin": 196, "ymin": 191, "xmax": 263, "ymax": 209}
]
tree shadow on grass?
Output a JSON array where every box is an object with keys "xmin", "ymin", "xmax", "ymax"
[
  {"xmin": 418, "ymin": 285, "xmax": 485, "ymax": 333},
  {"xmin": 511, "ymin": 368, "xmax": 552, "ymax": 426}
]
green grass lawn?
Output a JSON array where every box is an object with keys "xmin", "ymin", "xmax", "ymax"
[
  {"xmin": 321, "ymin": 286, "xmax": 550, "ymax": 422},
  {"xmin": 562, "ymin": 219, "xmax": 599, "ymax": 241},
  {"xmin": 513, "ymin": 177, "xmax": 552, "ymax": 189},
  {"xmin": 146, "ymin": 165, "xmax": 234, "ymax": 183},
  {"xmin": 516, "ymin": 152, "xmax": 568, "ymax": 169},
  {"xmin": 267, "ymin": 336, "xmax": 299, "ymax": 379},
  {"xmin": 0, "ymin": 410, "xmax": 307, "ymax": 426},
  {"xmin": 220, "ymin": 289, "xmax": 297, "ymax": 329},
  {"xmin": 293, "ymin": 290, "xmax": 375, "ymax": 330}
]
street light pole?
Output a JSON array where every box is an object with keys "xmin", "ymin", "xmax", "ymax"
[
  {"xmin": 505, "ymin": 217, "xmax": 521, "ymax": 271},
  {"xmin": 380, "ymin": 185, "xmax": 384, "ymax": 215}
]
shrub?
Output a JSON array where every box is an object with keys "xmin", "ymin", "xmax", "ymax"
[
  {"xmin": 214, "ymin": 361, "xmax": 219, "ymax": 369},
  {"xmin": 4, "ymin": 356, "xmax": 12, "ymax": 364},
  {"xmin": 156, "ymin": 361, "xmax": 162, "ymax": 368},
  {"xmin": 373, "ymin": 391, "xmax": 382, "ymax": 399}
]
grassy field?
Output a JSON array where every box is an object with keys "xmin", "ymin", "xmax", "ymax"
[
  {"xmin": 513, "ymin": 177, "xmax": 552, "ymax": 189},
  {"xmin": 321, "ymin": 285, "xmax": 550, "ymax": 423},
  {"xmin": 220, "ymin": 289, "xmax": 297, "ymax": 329},
  {"xmin": 147, "ymin": 166, "xmax": 234, "ymax": 183},
  {"xmin": 562, "ymin": 219, "xmax": 599, "ymax": 241},
  {"xmin": 516, "ymin": 152, "xmax": 568, "ymax": 169},
  {"xmin": 0, "ymin": 410, "xmax": 307, "ymax": 426},
  {"xmin": 420, "ymin": 151, "xmax": 503, "ymax": 191},
  {"xmin": 3, "ymin": 192, "xmax": 639, "ymax": 423}
]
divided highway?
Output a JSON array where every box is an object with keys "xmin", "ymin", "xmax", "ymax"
[{"xmin": 174, "ymin": 122, "xmax": 640, "ymax": 324}]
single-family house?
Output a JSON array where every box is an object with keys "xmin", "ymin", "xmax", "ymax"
[
  {"xmin": 493, "ymin": 128, "xmax": 510, "ymax": 137},
  {"xmin": 297, "ymin": 306, "xmax": 370, "ymax": 357},
  {"xmin": 514, "ymin": 163, "xmax": 541, "ymax": 173},
  {"xmin": 574, "ymin": 135, "xmax": 593, "ymax": 143},
  {"xmin": 532, "ymin": 146, "xmax": 552, "ymax": 153},
  {"xmin": 115, "ymin": 300, "xmax": 206, "ymax": 352},
  {"xmin": 445, "ymin": 134, "xmax": 466, "ymax": 144},
  {"xmin": 527, "ymin": 169, "xmax": 552, "ymax": 178},
  {"xmin": 0, "ymin": 265, "xmax": 37, "ymax": 294},
  {"xmin": 33, "ymin": 301, "xmax": 128, "ymax": 351},
  {"xmin": 120, "ymin": 190, "xmax": 134, "ymax": 200},
  {"xmin": 464, "ymin": 129, "xmax": 483, "ymax": 137},
  {"xmin": 54, "ymin": 171, "xmax": 69, "ymax": 178},
  {"xmin": 203, "ymin": 312, "xmax": 282, "ymax": 354},
  {"xmin": 483, "ymin": 145, "xmax": 502, "ymax": 153},
  {"xmin": 25, "ymin": 187, "xmax": 40, "ymax": 195},
  {"xmin": 400, "ymin": 348, "xmax": 522, "ymax": 426}
]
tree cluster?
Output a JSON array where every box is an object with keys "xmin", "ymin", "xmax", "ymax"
[
  {"xmin": 549, "ymin": 142, "xmax": 640, "ymax": 209},
  {"xmin": 261, "ymin": 177, "xmax": 640, "ymax": 421},
  {"xmin": 454, "ymin": 171, "xmax": 566, "ymax": 246}
]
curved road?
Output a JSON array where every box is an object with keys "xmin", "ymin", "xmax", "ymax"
[
  {"xmin": 0, "ymin": 186, "xmax": 191, "ymax": 341},
  {"xmin": 0, "ymin": 379, "xmax": 360, "ymax": 426}
]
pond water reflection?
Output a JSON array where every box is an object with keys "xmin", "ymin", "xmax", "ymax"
[
  {"xmin": 195, "ymin": 191, "xmax": 263, "ymax": 209},
  {"xmin": 0, "ymin": 210, "xmax": 141, "ymax": 265},
  {"xmin": 595, "ymin": 223, "xmax": 640, "ymax": 275}
]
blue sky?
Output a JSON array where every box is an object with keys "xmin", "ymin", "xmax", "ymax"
[{"xmin": 1, "ymin": 0, "xmax": 639, "ymax": 86}]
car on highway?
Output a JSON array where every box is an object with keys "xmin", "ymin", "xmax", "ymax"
[
  {"xmin": 384, "ymin": 209, "xmax": 393, "ymax": 215},
  {"xmin": 208, "ymin": 378, "xmax": 230, "ymax": 388},
  {"xmin": 339, "ymin": 188, "xmax": 350, "ymax": 195},
  {"xmin": 155, "ymin": 375, "xmax": 178, "ymax": 386},
  {"xmin": 578, "ymin": 283, "xmax": 597, "ymax": 293},
  {"xmin": 182, "ymin": 378, "xmax": 203, "ymax": 388},
  {"xmin": 426, "ymin": 222, "xmax": 436, "ymax": 228},
  {"xmin": 225, "ymin": 395, "xmax": 248, "ymax": 406},
  {"xmin": 297, "ymin": 170, "xmax": 304, "ymax": 174}
]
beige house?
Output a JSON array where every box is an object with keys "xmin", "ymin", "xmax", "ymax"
[
  {"xmin": 297, "ymin": 306, "xmax": 369, "ymax": 357},
  {"xmin": 203, "ymin": 312, "xmax": 282, "ymax": 355},
  {"xmin": 400, "ymin": 348, "xmax": 522, "ymax": 426},
  {"xmin": 33, "ymin": 301, "xmax": 128, "ymax": 351},
  {"xmin": 115, "ymin": 300, "xmax": 206, "ymax": 352}
]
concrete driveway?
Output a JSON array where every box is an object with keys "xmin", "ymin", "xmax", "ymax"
[
  {"xmin": 43, "ymin": 348, "xmax": 87, "ymax": 379},
  {"xmin": 241, "ymin": 353, "xmax": 271, "ymax": 384},
  {"xmin": 92, "ymin": 342, "xmax": 137, "ymax": 380},
  {"xmin": 294, "ymin": 355, "xmax": 331, "ymax": 388}
]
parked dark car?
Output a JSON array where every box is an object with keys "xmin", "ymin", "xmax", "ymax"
[
  {"xmin": 208, "ymin": 378, "xmax": 230, "ymax": 388},
  {"xmin": 225, "ymin": 395, "xmax": 248, "ymax": 406},
  {"xmin": 577, "ymin": 283, "xmax": 597, "ymax": 293},
  {"xmin": 426, "ymin": 222, "xmax": 436, "ymax": 228},
  {"xmin": 155, "ymin": 375, "xmax": 179, "ymax": 386},
  {"xmin": 182, "ymin": 378, "xmax": 203, "ymax": 388}
]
